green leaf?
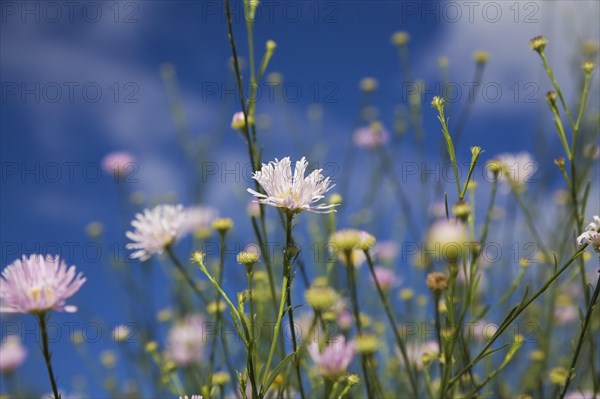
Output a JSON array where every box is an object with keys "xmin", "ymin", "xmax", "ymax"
[{"xmin": 260, "ymin": 352, "xmax": 296, "ymax": 396}]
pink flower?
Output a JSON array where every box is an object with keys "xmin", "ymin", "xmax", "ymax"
[
  {"xmin": 372, "ymin": 266, "xmax": 398, "ymax": 290},
  {"xmin": 167, "ymin": 314, "xmax": 206, "ymax": 366},
  {"xmin": 308, "ymin": 336, "xmax": 356, "ymax": 379},
  {"xmin": 101, "ymin": 151, "xmax": 135, "ymax": 178},
  {"xmin": 352, "ymin": 124, "xmax": 389, "ymax": 149},
  {"xmin": 554, "ymin": 304, "xmax": 578, "ymax": 326},
  {"xmin": 0, "ymin": 255, "xmax": 86, "ymax": 314},
  {"xmin": 371, "ymin": 241, "xmax": 399, "ymax": 263},
  {"xmin": 0, "ymin": 336, "xmax": 27, "ymax": 372}
]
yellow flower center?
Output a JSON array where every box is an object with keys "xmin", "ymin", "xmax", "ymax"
[{"xmin": 29, "ymin": 287, "xmax": 52, "ymax": 302}]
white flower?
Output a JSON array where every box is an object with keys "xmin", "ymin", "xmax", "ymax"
[
  {"xmin": 247, "ymin": 157, "xmax": 337, "ymax": 213},
  {"xmin": 576, "ymin": 215, "xmax": 600, "ymax": 252},
  {"xmin": 126, "ymin": 204, "xmax": 186, "ymax": 261},
  {"xmin": 398, "ymin": 340, "xmax": 439, "ymax": 370},
  {"xmin": 492, "ymin": 152, "xmax": 536, "ymax": 191},
  {"xmin": 182, "ymin": 206, "xmax": 218, "ymax": 235},
  {"xmin": 426, "ymin": 219, "xmax": 470, "ymax": 262}
]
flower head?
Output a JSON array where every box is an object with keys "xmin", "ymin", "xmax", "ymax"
[
  {"xmin": 248, "ymin": 157, "xmax": 337, "ymax": 213},
  {"xmin": 359, "ymin": 77, "xmax": 378, "ymax": 92},
  {"xmin": 112, "ymin": 324, "xmax": 133, "ymax": 343},
  {"xmin": 182, "ymin": 206, "xmax": 218, "ymax": 237},
  {"xmin": 352, "ymin": 123, "xmax": 389, "ymax": 149},
  {"xmin": 102, "ymin": 151, "xmax": 135, "ymax": 178},
  {"xmin": 305, "ymin": 285, "xmax": 340, "ymax": 311},
  {"xmin": 426, "ymin": 272, "xmax": 449, "ymax": 293},
  {"xmin": 491, "ymin": 152, "xmax": 536, "ymax": 191},
  {"xmin": 372, "ymin": 266, "xmax": 398, "ymax": 290},
  {"xmin": 0, "ymin": 255, "xmax": 86, "ymax": 314},
  {"xmin": 237, "ymin": 250, "xmax": 260, "ymax": 267},
  {"xmin": 576, "ymin": 215, "xmax": 600, "ymax": 252},
  {"xmin": 308, "ymin": 336, "xmax": 356, "ymax": 379},
  {"xmin": 167, "ymin": 314, "xmax": 206, "ymax": 366},
  {"xmin": 399, "ymin": 340, "xmax": 439, "ymax": 369},
  {"xmin": 231, "ymin": 112, "xmax": 253, "ymax": 130},
  {"xmin": 126, "ymin": 204, "xmax": 186, "ymax": 261},
  {"xmin": 530, "ymin": 35, "xmax": 548, "ymax": 53},
  {"xmin": 0, "ymin": 335, "xmax": 27, "ymax": 372},
  {"xmin": 391, "ymin": 31, "xmax": 409, "ymax": 46},
  {"xmin": 426, "ymin": 219, "xmax": 470, "ymax": 263},
  {"xmin": 372, "ymin": 241, "xmax": 399, "ymax": 263}
]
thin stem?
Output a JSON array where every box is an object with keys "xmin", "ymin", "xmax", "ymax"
[
  {"xmin": 453, "ymin": 62, "xmax": 486, "ymax": 144},
  {"xmin": 510, "ymin": 186, "xmax": 551, "ymax": 260},
  {"xmin": 345, "ymin": 250, "xmax": 376, "ymax": 398},
  {"xmin": 208, "ymin": 232, "xmax": 229, "ymax": 395},
  {"xmin": 433, "ymin": 291, "xmax": 443, "ymax": 380},
  {"xmin": 284, "ymin": 211, "xmax": 306, "ymax": 399},
  {"xmin": 38, "ymin": 312, "xmax": 60, "ymax": 399},
  {"xmin": 448, "ymin": 246, "xmax": 587, "ymax": 389},
  {"xmin": 434, "ymin": 100, "xmax": 462, "ymax": 197},
  {"xmin": 364, "ymin": 250, "xmax": 419, "ymax": 397},
  {"xmin": 165, "ymin": 246, "xmax": 209, "ymax": 305},
  {"xmin": 224, "ymin": 0, "xmax": 258, "ymax": 172},
  {"xmin": 261, "ymin": 273, "xmax": 289, "ymax": 392},
  {"xmin": 560, "ymin": 268, "xmax": 600, "ymax": 398},
  {"xmin": 573, "ymin": 71, "xmax": 592, "ymax": 146},
  {"xmin": 539, "ymin": 51, "xmax": 575, "ymax": 128}
]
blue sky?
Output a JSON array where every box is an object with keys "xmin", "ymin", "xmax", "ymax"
[{"xmin": 1, "ymin": 0, "xmax": 599, "ymax": 397}]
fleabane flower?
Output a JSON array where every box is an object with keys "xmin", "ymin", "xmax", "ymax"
[
  {"xmin": 167, "ymin": 314, "xmax": 206, "ymax": 366},
  {"xmin": 101, "ymin": 151, "xmax": 135, "ymax": 179},
  {"xmin": 308, "ymin": 336, "xmax": 356, "ymax": 379},
  {"xmin": 126, "ymin": 204, "xmax": 186, "ymax": 261},
  {"xmin": 372, "ymin": 266, "xmax": 398, "ymax": 290},
  {"xmin": 352, "ymin": 123, "xmax": 389, "ymax": 149},
  {"xmin": 0, "ymin": 255, "xmax": 86, "ymax": 314},
  {"xmin": 576, "ymin": 215, "xmax": 600, "ymax": 252},
  {"xmin": 247, "ymin": 157, "xmax": 337, "ymax": 213},
  {"xmin": 489, "ymin": 152, "xmax": 536, "ymax": 191},
  {"xmin": 0, "ymin": 335, "xmax": 27, "ymax": 372},
  {"xmin": 182, "ymin": 206, "xmax": 218, "ymax": 237},
  {"xmin": 399, "ymin": 340, "xmax": 439, "ymax": 369}
]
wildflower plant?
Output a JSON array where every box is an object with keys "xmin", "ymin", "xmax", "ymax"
[{"xmin": 4, "ymin": 3, "xmax": 600, "ymax": 399}]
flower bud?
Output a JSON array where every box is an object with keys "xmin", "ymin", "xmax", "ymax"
[
  {"xmin": 530, "ymin": 35, "xmax": 548, "ymax": 53},
  {"xmin": 391, "ymin": 31, "xmax": 409, "ymax": 46},
  {"xmin": 426, "ymin": 272, "xmax": 449, "ymax": 293}
]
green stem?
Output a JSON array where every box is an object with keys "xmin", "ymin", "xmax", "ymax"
[
  {"xmin": 573, "ymin": 71, "xmax": 592, "ymax": 149},
  {"xmin": 283, "ymin": 211, "xmax": 306, "ymax": 399},
  {"xmin": 224, "ymin": 0, "xmax": 258, "ymax": 172},
  {"xmin": 434, "ymin": 101, "xmax": 462, "ymax": 197},
  {"xmin": 208, "ymin": 232, "xmax": 229, "ymax": 396},
  {"xmin": 166, "ymin": 246, "xmax": 209, "ymax": 305},
  {"xmin": 447, "ymin": 246, "xmax": 587, "ymax": 389},
  {"xmin": 560, "ymin": 269, "xmax": 600, "ymax": 398},
  {"xmin": 364, "ymin": 250, "xmax": 419, "ymax": 397},
  {"xmin": 261, "ymin": 273, "xmax": 289, "ymax": 392},
  {"xmin": 38, "ymin": 312, "xmax": 61, "ymax": 399},
  {"xmin": 345, "ymin": 250, "xmax": 377, "ymax": 398},
  {"xmin": 539, "ymin": 51, "xmax": 575, "ymax": 128}
]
